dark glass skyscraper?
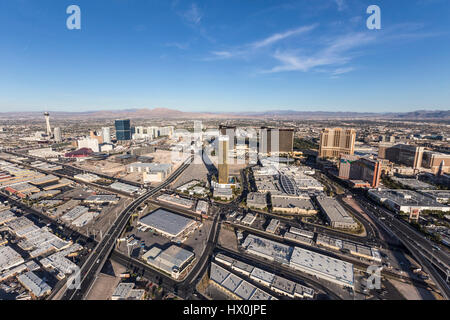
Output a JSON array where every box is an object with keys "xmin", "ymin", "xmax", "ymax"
[
  {"xmin": 115, "ymin": 119, "xmax": 132, "ymax": 141},
  {"xmin": 259, "ymin": 127, "xmax": 294, "ymax": 154}
]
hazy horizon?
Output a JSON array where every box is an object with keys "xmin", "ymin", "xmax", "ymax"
[{"xmin": 1, "ymin": 106, "xmax": 449, "ymax": 116}]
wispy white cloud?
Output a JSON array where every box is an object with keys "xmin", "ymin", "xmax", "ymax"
[
  {"xmin": 332, "ymin": 67, "xmax": 355, "ymax": 75},
  {"xmin": 183, "ymin": 3, "xmax": 203, "ymax": 25},
  {"xmin": 165, "ymin": 42, "xmax": 190, "ymax": 50},
  {"xmin": 262, "ymin": 32, "xmax": 375, "ymax": 73},
  {"xmin": 207, "ymin": 24, "xmax": 318, "ymax": 60},
  {"xmin": 334, "ymin": 0, "xmax": 346, "ymax": 11},
  {"xmin": 173, "ymin": 2, "xmax": 216, "ymax": 43},
  {"xmin": 211, "ymin": 51, "xmax": 234, "ymax": 58},
  {"xmin": 264, "ymin": 50, "xmax": 343, "ymax": 73},
  {"xmin": 203, "ymin": 17, "xmax": 440, "ymax": 76},
  {"xmin": 251, "ymin": 25, "xmax": 318, "ymax": 49},
  {"xmin": 378, "ymin": 22, "xmax": 445, "ymax": 42}
]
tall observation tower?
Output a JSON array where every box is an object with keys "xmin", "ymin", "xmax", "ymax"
[{"xmin": 44, "ymin": 112, "xmax": 52, "ymax": 136}]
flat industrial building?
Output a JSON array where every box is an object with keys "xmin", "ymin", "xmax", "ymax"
[
  {"xmin": 284, "ymin": 232, "xmax": 314, "ymax": 246},
  {"xmin": 214, "ymin": 252, "xmax": 314, "ymax": 299},
  {"xmin": 246, "ymin": 192, "xmax": 268, "ymax": 209},
  {"xmin": 234, "ymin": 280, "xmax": 258, "ymax": 300},
  {"xmin": 61, "ymin": 206, "xmax": 89, "ymax": 222},
  {"xmin": 209, "ymin": 262, "xmax": 276, "ymax": 300},
  {"xmin": 110, "ymin": 181, "xmax": 140, "ymax": 194},
  {"xmin": 289, "ymin": 227, "xmax": 314, "ymax": 239},
  {"xmin": 17, "ymin": 271, "xmax": 51, "ymax": 298},
  {"xmin": 0, "ymin": 210, "xmax": 16, "ymax": 225},
  {"xmin": 392, "ymin": 177, "xmax": 436, "ymax": 190},
  {"xmin": 271, "ymin": 195, "xmax": 317, "ymax": 215},
  {"xmin": 222, "ymin": 272, "xmax": 242, "ymax": 292},
  {"xmin": 289, "ymin": 246, "xmax": 354, "ymax": 288},
  {"xmin": 250, "ymin": 267, "xmax": 275, "ymax": 287},
  {"xmin": 265, "ymin": 219, "xmax": 280, "ymax": 233},
  {"xmin": 368, "ymin": 189, "xmax": 450, "ymax": 213},
  {"xmin": 271, "ymin": 275, "xmax": 296, "ymax": 298},
  {"xmin": 242, "ymin": 234, "xmax": 292, "ymax": 265},
  {"xmin": 29, "ymin": 174, "xmax": 59, "ymax": 186},
  {"xmin": 142, "ymin": 245, "xmax": 195, "ymax": 279},
  {"xmin": 231, "ymin": 260, "xmax": 254, "ymax": 276},
  {"xmin": 295, "ymin": 284, "xmax": 315, "ymax": 299},
  {"xmin": 112, "ymin": 283, "xmax": 135, "ymax": 300},
  {"xmin": 84, "ymin": 194, "xmax": 119, "ymax": 203},
  {"xmin": 138, "ymin": 208, "xmax": 197, "ymax": 239},
  {"xmin": 157, "ymin": 194, "xmax": 195, "ymax": 209},
  {"xmin": 316, "ymin": 196, "xmax": 358, "ymax": 229},
  {"xmin": 419, "ymin": 190, "xmax": 450, "ymax": 203},
  {"xmin": 111, "ymin": 282, "xmax": 145, "ymax": 300},
  {"xmin": 214, "ymin": 253, "xmax": 235, "ymax": 267},
  {"xmin": 249, "ymin": 288, "xmax": 274, "ymax": 300},
  {"xmin": 0, "ymin": 246, "xmax": 25, "ymax": 272},
  {"xmin": 241, "ymin": 234, "xmax": 354, "ymax": 289},
  {"xmin": 241, "ymin": 213, "xmax": 257, "ymax": 226}
]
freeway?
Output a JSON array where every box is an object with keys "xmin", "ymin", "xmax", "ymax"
[
  {"xmin": 359, "ymin": 196, "xmax": 450, "ymax": 271},
  {"xmin": 321, "ymin": 171, "xmax": 450, "ymax": 299},
  {"xmin": 325, "ymin": 171, "xmax": 450, "ymax": 266},
  {"xmin": 60, "ymin": 155, "xmax": 193, "ymax": 300},
  {"xmin": 354, "ymin": 196, "xmax": 450, "ymax": 299}
]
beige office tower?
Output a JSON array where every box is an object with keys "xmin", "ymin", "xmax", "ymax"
[
  {"xmin": 54, "ymin": 127, "xmax": 62, "ymax": 142},
  {"xmin": 102, "ymin": 127, "xmax": 111, "ymax": 144},
  {"xmin": 319, "ymin": 128, "xmax": 356, "ymax": 159},
  {"xmin": 218, "ymin": 135, "xmax": 229, "ymax": 184}
]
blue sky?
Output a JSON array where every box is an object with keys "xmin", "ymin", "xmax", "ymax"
[{"xmin": 0, "ymin": 0, "xmax": 449, "ymax": 113}]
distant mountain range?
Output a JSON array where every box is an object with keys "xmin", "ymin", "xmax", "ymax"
[{"xmin": 0, "ymin": 108, "xmax": 449, "ymax": 121}]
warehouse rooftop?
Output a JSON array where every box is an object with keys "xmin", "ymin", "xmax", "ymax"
[
  {"xmin": 290, "ymin": 246, "xmax": 354, "ymax": 287},
  {"xmin": 139, "ymin": 208, "xmax": 196, "ymax": 238}
]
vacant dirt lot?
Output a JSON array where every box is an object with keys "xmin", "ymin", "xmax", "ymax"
[
  {"xmin": 217, "ymin": 225, "xmax": 238, "ymax": 251},
  {"xmin": 86, "ymin": 260, "xmax": 126, "ymax": 300}
]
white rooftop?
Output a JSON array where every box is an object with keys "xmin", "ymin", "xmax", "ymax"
[
  {"xmin": 250, "ymin": 267, "xmax": 275, "ymax": 284},
  {"xmin": 139, "ymin": 208, "xmax": 196, "ymax": 237},
  {"xmin": 242, "ymin": 234, "xmax": 292, "ymax": 264},
  {"xmin": 290, "ymin": 246, "xmax": 354, "ymax": 287},
  {"xmin": 17, "ymin": 271, "xmax": 51, "ymax": 297}
]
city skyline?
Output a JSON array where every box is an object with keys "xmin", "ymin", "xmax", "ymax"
[
  {"xmin": 1, "ymin": 0, "xmax": 450, "ymax": 113},
  {"xmin": 0, "ymin": 110, "xmax": 448, "ymax": 303},
  {"xmin": 0, "ymin": 0, "xmax": 450, "ymax": 307}
]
